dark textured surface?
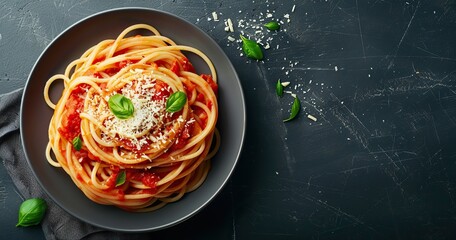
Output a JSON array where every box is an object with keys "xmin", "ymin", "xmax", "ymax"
[{"xmin": 1, "ymin": 0, "xmax": 456, "ymax": 239}]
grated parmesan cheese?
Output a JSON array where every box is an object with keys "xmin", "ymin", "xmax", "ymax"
[
  {"xmin": 281, "ymin": 81, "xmax": 290, "ymax": 87},
  {"xmin": 307, "ymin": 114, "xmax": 317, "ymax": 122},
  {"xmin": 212, "ymin": 12, "xmax": 219, "ymax": 21},
  {"xmin": 85, "ymin": 70, "xmax": 182, "ymax": 151},
  {"xmin": 227, "ymin": 18, "xmax": 234, "ymax": 32}
]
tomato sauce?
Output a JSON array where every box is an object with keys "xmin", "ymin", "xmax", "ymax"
[
  {"xmin": 128, "ymin": 170, "xmax": 160, "ymax": 192},
  {"xmin": 103, "ymin": 168, "xmax": 126, "ymax": 200},
  {"xmin": 76, "ymin": 173, "xmax": 84, "ymax": 182},
  {"xmin": 105, "ymin": 172, "xmax": 118, "ymax": 189},
  {"xmin": 181, "ymin": 57, "xmax": 195, "ymax": 72},
  {"xmin": 58, "ymin": 84, "xmax": 88, "ymax": 142},
  {"xmin": 140, "ymin": 172, "xmax": 159, "ymax": 189},
  {"xmin": 73, "ymin": 149, "xmax": 89, "ymax": 163},
  {"xmin": 170, "ymin": 60, "xmax": 180, "ymax": 75},
  {"xmin": 201, "ymin": 74, "xmax": 218, "ymax": 95},
  {"xmin": 169, "ymin": 120, "xmax": 195, "ymax": 151},
  {"xmin": 152, "ymin": 80, "xmax": 171, "ymax": 101},
  {"xmin": 168, "ymin": 57, "xmax": 195, "ymax": 76},
  {"xmin": 118, "ymin": 137, "xmax": 151, "ymax": 153}
]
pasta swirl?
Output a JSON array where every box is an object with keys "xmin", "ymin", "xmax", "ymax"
[{"xmin": 44, "ymin": 24, "xmax": 219, "ymax": 212}]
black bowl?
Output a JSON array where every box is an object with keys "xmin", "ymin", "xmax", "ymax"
[{"xmin": 20, "ymin": 7, "xmax": 245, "ymax": 232}]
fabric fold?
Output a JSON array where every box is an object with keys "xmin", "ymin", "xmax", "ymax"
[{"xmin": 0, "ymin": 89, "xmax": 113, "ymax": 240}]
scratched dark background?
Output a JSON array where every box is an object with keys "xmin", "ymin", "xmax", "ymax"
[{"xmin": 2, "ymin": 0, "xmax": 456, "ymax": 239}]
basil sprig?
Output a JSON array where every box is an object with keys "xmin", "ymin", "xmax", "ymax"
[
  {"xmin": 166, "ymin": 91, "xmax": 187, "ymax": 112},
  {"xmin": 72, "ymin": 136, "xmax": 82, "ymax": 151},
  {"xmin": 240, "ymin": 35, "xmax": 263, "ymax": 60},
  {"xmin": 108, "ymin": 94, "xmax": 134, "ymax": 119},
  {"xmin": 16, "ymin": 198, "xmax": 47, "ymax": 227},
  {"xmin": 283, "ymin": 97, "xmax": 301, "ymax": 122},
  {"xmin": 115, "ymin": 170, "xmax": 126, "ymax": 187},
  {"xmin": 264, "ymin": 21, "xmax": 280, "ymax": 31},
  {"xmin": 276, "ymin": 79, "xmax": 283, "ymax": 97}
]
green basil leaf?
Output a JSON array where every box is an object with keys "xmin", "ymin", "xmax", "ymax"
[
  {"xmin": 115, "ymin": 170, "xmax": 126, "ymax": 187},
  {"xmin": 264, "ymin": 21, "xmax": 280, "ymax": 31},
  {"xmin": 72, "ymin": 136, "xmax": 82, "ymax": 151},
  {"xmin": 276, "ymin": 79, "xmax": 283, "ymax": 97},
  {"xmin": 108, "ymin": 94, "xmax": 134, "ymax": 119},
  {"xmin": 283, "ymin": 97, "xmax": 301, "ymax": 122},
  {"xmin": 240, "ymin": 35, "xmax": 263, "ymax": 60},
  {"xmin": 16, "ymin": 198, "xmax": 47, "ymax": 227},
  {"xmin": 166, "ymin": 91, "xmax": 187, "ymax": 113}
]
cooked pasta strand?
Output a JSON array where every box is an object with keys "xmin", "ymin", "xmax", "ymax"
[{"xmin": 44, "ymin": 24, "xmax": 219, "ymax": 212}]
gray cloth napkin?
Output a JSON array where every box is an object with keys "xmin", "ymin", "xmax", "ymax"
[{"xmin": 0, "ymin": 89, "xmax": 127, "ymax": 240}]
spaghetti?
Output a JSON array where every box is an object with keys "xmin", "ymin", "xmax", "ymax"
[{"xmin": 44, "ymin": 24, "xmax": 219, "ymax": 212}]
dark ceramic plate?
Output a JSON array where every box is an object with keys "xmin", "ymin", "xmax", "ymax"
[{"xmin": 20, "ymin": 8, "xmax": 245, "ymax": 232}]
